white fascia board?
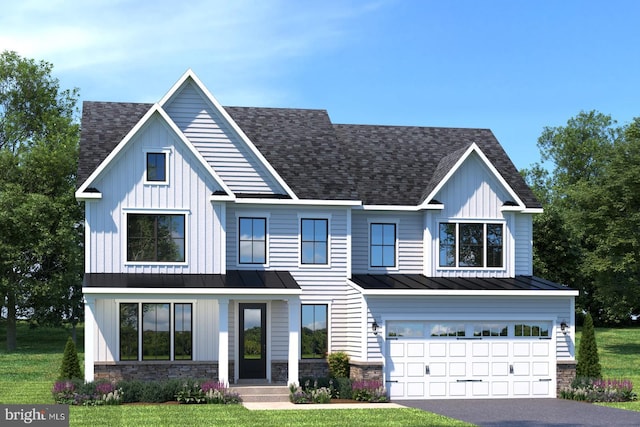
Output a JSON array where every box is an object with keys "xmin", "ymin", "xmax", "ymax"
[
  {"xmin": 75, "ymin": 192, "xmax": 103, "ymax": 200},
  {"xmin": 357, "ymin": 288, "xmax": 579, "ymax": 297},
  {"xmin": 419, "ymin": 143, "xmax": 526, "ymax": 210},
  {"xmin": 159, "ymin": 70, "xmax": 299, "ymax": 200},
  {"xmin": 234, "ymin": 198, "xmax": 362, "ymax": 207},
  {"xmin": 522, "ymin": 208, "xmax": 544, "ymax": 214},
  {"xmin": 358, "ymin": 204, "xmax": 445, "ymax": 211},
  {"xmin": 76, "ymin": 104, "xmax": 157, "ymax": 195},
  {"xmin": 82, "ymin": 287, "xmax": 302, "ymax": 296},
  {"xmin": 210, "ymin": 195, "xmax": 236, "ymax": 202}
]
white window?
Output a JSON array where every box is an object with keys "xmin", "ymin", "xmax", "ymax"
[{"xmin": 439, "ymin": 222, "xmax": 503, "ymax": 268}]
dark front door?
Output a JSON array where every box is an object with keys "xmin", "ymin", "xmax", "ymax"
[{"xmin": 239, "ymin": 303, "xmax": 267, "ymax": 379}]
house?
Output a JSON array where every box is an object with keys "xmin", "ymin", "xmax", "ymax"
[{"xmin": 76, "ymin": 70, "xmax": 578, "ymax": 399}]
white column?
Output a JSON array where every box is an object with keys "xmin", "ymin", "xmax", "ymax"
[
  {"xmin": 84, "ymin": 296, "xmax": 96, "ymax": 382},
  {"xmin": 218, "ymin": 298, "xmax": 229, "ymax": 385},
  {"xmin": 287, "ymin": 297, "xmax": 301, "ymax": 386}
]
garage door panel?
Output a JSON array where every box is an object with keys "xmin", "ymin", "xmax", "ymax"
[
  {"xmin": 472, "ymin": 342, "xmax": 489, "ymax": 357},
  {"xmin": 389, "ymin": 382, "xmax": 404, "ymax": 398},
  {"xmin": 449, "ymin": 343, "xmax": 466, "ymax": 357},
  {"xmin": 429, "ymin": 343, "xmax": 446, "ymax": 357},
  {"xmin": 407, "ymin": 362, "xmax": 424, "ymax": 377},
  {"xmin": 532, "ymin": 361, "xmax": 549, "ymax": 376},
  {"xmin": 472, "ymin": 362, "xmax": 489, "ymax": 376},
  {"xmin": 430, "ymin": 362, "xmax": 447, "ymax": 377},
  {"xmin": 449, "ymin": 362, "xmax": 466, "ymax": 376},
  {"xmin": 472, "ymin": 381, "xmax": 490, "ymax": 396},
  {"xmin": 389, "ymin": 341, "xmax": 405, "ymax": 357},
  {"xmin": 429, "ymin": 382, "xmax": 447, "ymax": 396},
  {"xmin": 389, "ymin": 362, "xmax": 404, "ymax": 377},
  {"xmin": 492, "ymin": 342, "xmax": 509, "ymax": 356},
  {"xmin": 533, "ymin": 380, "xmax": 551, "ymax": 396},
  {"xmin": 449, "ymin": 381, "xmax": 467, "ymax": 396},
  {"xmin": 407, "ymin": 343, "xmax": 425, "ymax": 357},
  {"xmin": 492, "ymin": 381, "xmax": 509, "ymax": 396},
  {"xmin": 513, "ymin": 362, "xmax": 530, "ymax": 376},
  {"xmin": 513, "ymin": 342, "xmax": 530, "ymax": 356},
  {"xmin": 407, "ymin": 382, "xmax": 425, "ymax": 397},
  {"xmin": 533, "ymin": 342, "xmax": 549, "ymax": 356},
  {"xmin": 513, "ymin": 381, "xmax": 530, "ymax": 395},
  {"xmin": 492, "ymin": 362, "xmax": 509, "ymax": 376}
]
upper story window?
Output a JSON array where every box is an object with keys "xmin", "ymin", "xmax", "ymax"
[
  {"xmin": 145, "ymin": 151, "xmax": 168, "ymax": 184},
  {"xmin": 301, "ymin": 218, "xmax": 328, "ymax": 264},
  {"xmin": 438, "ymin": 222, "xmax": 503, "ymax": 268},
  {"xmin": 127, "ymin": 214, "xmax": 185, "ymax": 262},
  {"xmin": 370, "ymin": 223, "xmax": 396, "ymax": 267},
  {"xmin": 239, "ymin": 217, "xmax": 266, "ymax": 264}
]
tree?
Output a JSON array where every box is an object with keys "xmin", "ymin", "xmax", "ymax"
[
  {"xmin": 523, "ymin": 110, "xmax": 640, "ymax": 324},
  {"xmin": 59, "ymin": 336, "xmax": 82, "ymax": 380},
  {"xmin": 0, "ymin": 51, "xmax": 82, "ymax": 350},
  {"xmin": 576, "ymin": 312, "xmax": 601, "ymax": 378}
]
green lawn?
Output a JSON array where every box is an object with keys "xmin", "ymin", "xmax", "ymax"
[
  {"xmin": 0, "ymin": 321, "xmax": 471, "ymax": 426},
  {"xmin": 575, "ymin": 326, "xmax": 640, "ymax": 411}
]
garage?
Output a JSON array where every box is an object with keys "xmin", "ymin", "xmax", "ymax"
[{"xmin": 385, "ymin": 320, "xmax": 556, "ymax": 399}]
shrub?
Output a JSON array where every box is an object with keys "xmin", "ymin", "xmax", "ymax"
[
  {"xmin": 332, "ymin": 377, "xmax": 352, "ymax": 399},
  {"xmin": 59, "ymin": 337, "xmax": 82, "ymax": 380},
  {"xmin": 576, "ymin": 312, "xmax": 601, "ymax": 378},
  {"xmin": 289, "ymin": 379, "xmax": 332, "ymax": 404},
  {"xmin": 175, "ymin": 382, "xmax": 206, "ymax": 404},
  {"xmin": 351, "ymin": 380, "xmax": 388, "ymax": 403},
  {"xmin": 327, "ymin": 352, "xmax": 350, "ymax": 378},
  {"xmin": 176, "ymin": 380, "xmax": 241, "ymax": 404},
  {"xmin": 118, "ymin": 380, "xmax": 144, "ymax": 403},
  {"xmin": 560, "ymin": 377, "xmax": 637, "ymax": 402},
  {"xmin": 52, "ymin": 380, "xmax": 123, "ymax": 405}
]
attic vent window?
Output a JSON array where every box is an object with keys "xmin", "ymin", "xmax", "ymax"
[{"xmin": 146, "ymin": 151, "xmax": 168, "ymax": 183}]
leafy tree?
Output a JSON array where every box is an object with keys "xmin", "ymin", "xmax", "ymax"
[
  {"xmin": 524, "ymin": 110, "xmax": 640, "ymax": 324},
  {"xmin": 0, "ymin": 51, "xmax": 82, "ymax": 350},
  {"xmin": 59, "ymin": 336, "xmax": 82, "ymax": 380},
  {"xmin": 576, "ymin": 312, "xmax": 601, "ymax": 378}
]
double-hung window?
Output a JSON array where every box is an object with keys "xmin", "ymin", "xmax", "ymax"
[
  {"xmin": 370, "ymin": 223, "xmax": 396, "ymax": 267},
  {"xmin": 439, "ymin": 222, "xmax": 503, "ymax": 268},
  {"xmin": 127, "ymin": 214, "xmax": 185, "ymax": 262},
  {"xmin": 301, "ymin": 219, "xmax": 328, "ymax": 264},
  {"xmin": 239, "ymin": 217, "xmax": 266, "ymax": 264}
]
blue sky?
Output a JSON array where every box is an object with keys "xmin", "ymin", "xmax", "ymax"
[{"xmin": 2, "ymin": 0, "xmax": 640, "ymax": 170}]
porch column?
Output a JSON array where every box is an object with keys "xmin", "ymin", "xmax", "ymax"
[
  {"xmin": 84, "ymin": 296, "xmax": 96, "ymax": 382},
  {"xmin": 287, "ymin": 296, "xmax": 301, "ymax": 385},
  {"xmin": 218, "ymin": 298, "xmax": 229, "ymax": 385}
]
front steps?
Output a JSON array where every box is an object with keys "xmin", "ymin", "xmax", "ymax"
[{"xmin": 230, "ymin": 384, "xmax": 290, "ymax": 402}]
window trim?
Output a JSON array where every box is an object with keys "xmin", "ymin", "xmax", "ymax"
[
  {"xmin": 367, "ymin": 218, "xmax": 399, "ymax": 270},
  {"xmin": 118, "ymin": 301, "xmax": 194, "ymax": 362},
  {"xmin": 297, "ymin": 214, "xmax": 331, "ymax": 268},
  {"xmin": 235, "ymin": 211, "xmax": 271, "ymax": 268},
  {"xmin": 123, "ymin": 209, "xmax": 189, "ymax": 266},
  {"xmin": 300, "ymin": 218, "xmax": 329, "ymax": 266},
  {"xmin": 238, "ymin": 216, "xmax": 268, "ymax": 265},
  {"xmin": 143, "ymin": 148, "xmax": 171, "ymax": 185},
  {"xmin": 437, "ymin": 220, "xmax": 505, "ymax": 270},
  {"xmin": 301, "ymin": 303, "xmax": 330, "ymax": 359}
]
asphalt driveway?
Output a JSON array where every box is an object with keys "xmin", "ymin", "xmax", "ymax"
[{"xmin": 397, "ymin": 398, "xmax": 640, "ymax": 427}]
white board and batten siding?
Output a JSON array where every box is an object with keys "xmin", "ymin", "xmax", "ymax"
[
  {"xmin": 92, "ymin": 297, "xmax": 219, "ymax": 362},
  {"xmin": 163, "ymin": 81, "xmax": 285, "ymax": 195},
  {"xmin": 351, "ymin": 211, "xmax": 424, "ymax": 275},
  {"xmin": 85, "ymin": 115, "xmax": 224, "ymax": 275},
  {"xmin": 428, "ymin": 152, "xmax": 520, "ymax": 278}
]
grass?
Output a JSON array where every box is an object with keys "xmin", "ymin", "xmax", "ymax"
[
  {"xmin": 0, "ymin": 321, "xmax": 471, "ymax": 426},
  {"xmin": 575, "ymin": 326, "xmax": 640, "ymax": 411}
]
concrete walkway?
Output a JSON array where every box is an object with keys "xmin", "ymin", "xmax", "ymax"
[
  {"xmin": 243, "ymin": 401, "xmax": 404, "ymax": 410},
  {"xmin": 397, "ymin": 398, "xmax": 640, "ymax": 427}
]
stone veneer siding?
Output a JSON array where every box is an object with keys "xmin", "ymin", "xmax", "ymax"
[
  {"xmin": 349, "ymin": 360, "xmax": 383, "ymax": 381},
  {"xmin": 94, "ymin": 361, "xmax": 234, "ymax": 382},
  {"xmin": 556, "ymin": 360, "xmax": 577, "ymax": 393}
]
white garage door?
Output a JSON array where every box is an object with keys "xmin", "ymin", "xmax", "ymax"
[{"xmin": 386, "ymin": 321, "xmax": 555, "ymax": 399}]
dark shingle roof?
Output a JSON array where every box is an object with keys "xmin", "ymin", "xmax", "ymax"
[{"xmin": 77, "ymin": 102, "xmax": 540, "ymax": 208}]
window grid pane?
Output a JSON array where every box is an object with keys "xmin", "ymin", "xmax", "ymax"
[
  {"xmin": 120, "ymin": 303, "xmax": 138, "ymax": 361},
  {"xmin": 301, "ymin": 219, "xmax": 328, "ymax": 264},
  {"xmin": 439, "ymin": 223, "xmax": 456, "ymax": 267},
  {"xmin": 239, "ymin": 218, "xmax": 266, "ymax": 264},
  {"xmin": 174, "ymin": 303, "xmax": 192, "ymax": 360},
  {"xmin": 370, "ymin": 223, "xmax": 396, "ymax": 267},
  {"xmin": 142, "ymin": 303, "xmax": 170, "ymax": 360},
  {"xmin": 147, "ymin": 152, "xmax": 166, "ymax": 181}
]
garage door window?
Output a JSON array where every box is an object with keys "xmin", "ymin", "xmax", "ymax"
[
  {"xmin": 474, "ymin": 323, "xmax": 508, "ymax": 337},
  {"xmin": 430, "ymin": 323, "xmax": 465, "ymax": 337},
  {"xmin": 515, "ymin": 323, "xmax": 549, "ymax": 337},
  {"xmin": 387, "ymin": 321, "xmax": 425, "ymax": 338}
]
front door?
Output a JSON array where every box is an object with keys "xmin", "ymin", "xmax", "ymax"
[{"xmin": 239, "ymin": 303, "xmax": 267, "ymax": 379}]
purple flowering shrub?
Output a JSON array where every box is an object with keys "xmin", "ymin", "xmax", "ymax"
[
  {"xmin": 351, "ymin": 380, "xmax": 388, "ymax": 402},
  {"xmin": 175, "ymin": 380, "xmax": 241, "ymax": 404},
  {"xmin": 52, "ymin": 380, "xmax": 123, "ymax": 405}
]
